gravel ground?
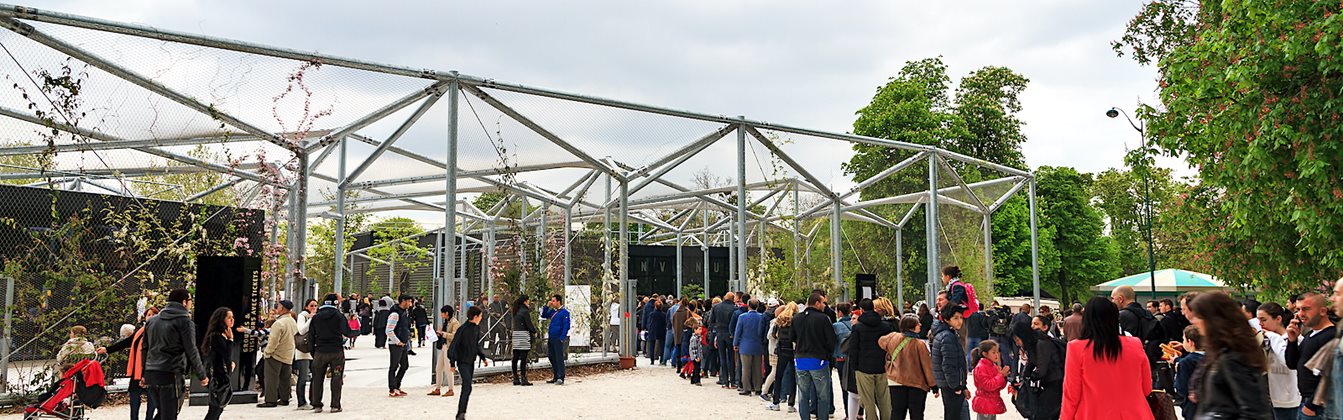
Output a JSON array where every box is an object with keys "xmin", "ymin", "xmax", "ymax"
[{"xmin": 2, "ymin": 345, "xmax": 1026, "ymax": 420}]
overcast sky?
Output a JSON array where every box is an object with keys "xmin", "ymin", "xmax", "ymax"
[{"xmin": 37, "ymin": 0, "xmax": 1171, "ymax": 168}]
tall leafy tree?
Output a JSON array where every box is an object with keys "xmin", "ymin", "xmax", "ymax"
[
  {"xmin": 843, "ymin": 57, "xmax": 1038, "ymax": 301},
  {"xmin": 1035, "ymin": 166, "xmax": 1119, "ymax": 305},
  {"xmin": 1115, "ymin": 0, "xmax": 1343, "ymax": 291}
]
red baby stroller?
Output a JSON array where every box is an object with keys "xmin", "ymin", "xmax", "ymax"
[{"xmin": 24, "ymin": 357, "xmax": 107, "ymax": 420}]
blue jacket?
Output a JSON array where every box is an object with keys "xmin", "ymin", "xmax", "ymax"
[
  {"xmin": 832, "ymin": 315, "xmax": 852, "ymax": 360},
  {"xmin": 733, "ymin": 311, "xmax": 767, "ymax": 356},
  {"xmin": 646, "ymin": 309, "xmax": 668, "ymax": 340},
  {"xmin": 541, "ymin": 306, "xmax": 570, "ymax": 340},
  {"xmin": 929, "ymin": 321, "xmax": 966, "ymax": 390},
  {"xmin": 728, "ymin": 305, "xmax": 746, "ymax": 340}
]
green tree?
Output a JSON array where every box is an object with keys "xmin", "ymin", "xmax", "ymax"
[
  {"xmin": 366, "ymin": 216, "xmax": 429, "ymax": 295},
  {"xmin": 843, "ymin": 57, "xmax": 1035, "ymax": 301},
  {"xmin": 1115, "ymin": 0, "xmax": 1343, "ymax": 291},
  {"xmin": 1035, "ymin": 166, "xmax": 1119, "ymax": 305},
  {"xmin": 305, "ymin": 189, "xmax": 371, "ymax": 294}
]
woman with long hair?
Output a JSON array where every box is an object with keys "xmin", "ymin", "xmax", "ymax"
[
  {"xmin": 1256, "ymin": 302, "xmax": 1301, "ymax": 420},
  {"xmin": 883, "ymin": 314, "xmax": 934, "ymax": 420},
  {"xmin": 918, "ymin": 303, "xmax": 934, "ymax": 340},
  {"xmin": 201, "ymin": 307, "xmax": 235, "ymax": 420},
  {"xmin": 1061, "ymin": 297, "xmax": 1152, "ymax": 420},
  {"xmin": 510, "ymin": 295, "xmax": 536, "ymax": 386},
  {"xmin": 1189, "ymin": 292, "xmax": 1271, "ymax": 419},
  {"xmin": 295, "ymin": 298, "xmax": 317, "ymax": 409},
  {"xmin": 430, "ymin": 305, "xmax": 460, "ymax": 397},
  {"xmin": 764, "ymin": 302, "xmax": 798, "ymax": 412},
  {"xmin": 1012, "ymin": 317, "xmax": 1063, "ymax": 419}
]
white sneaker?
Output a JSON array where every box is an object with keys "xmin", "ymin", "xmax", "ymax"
[
  {"xmin": 765, "ymin": 403, "xmax": 779, "ymax": 411},
  {"xmin": 787, "ymin": 406, "xmax": 797, "ymax": 413}
]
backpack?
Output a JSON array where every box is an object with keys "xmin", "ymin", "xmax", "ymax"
[
  {"xmin": 1124, "ymin": 307, "xmax": 1162, "ymax": 343},
  {"xmin": 990, "ymin": 311, "xmax": 1010, "ymax": 336},
  {"xmin": 950, "ymin": 280, "xmax": 980, "ymax": 316}
]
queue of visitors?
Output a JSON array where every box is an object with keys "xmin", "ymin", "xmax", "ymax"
[{"xmin": 633, "ymin": 266, "xmax": 1343, "ymax": 420}]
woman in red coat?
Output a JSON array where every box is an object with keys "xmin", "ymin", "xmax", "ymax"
[{"xmin": 1061, "ymin": 297, "xmax": 1153, "ymax": 420}]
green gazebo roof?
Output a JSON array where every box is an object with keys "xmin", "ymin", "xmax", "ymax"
[{"xmin": 1089, "ymin": 269, "xmax": 1225, "ymax": 293}]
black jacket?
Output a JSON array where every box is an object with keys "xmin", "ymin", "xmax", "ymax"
[
  {"xmin": 929, "ymin": 321, "xmax": 966, "ymax": 390},
  {"xmin": 1160, "ymin": 310, "xmax": 1191, "ymax": 344},
  {"xmin": 309, "ymin": 305, "xmax": 353, "ymax": 354},
  {"xmin": 448, "ymin": 321, "xmax": 487, "ymax": 367},
  {"xmin": 1118, "ymin": 302, "xmax": 1150, "ymax": 339},
  {"xmin": 141, "ymin": 302, "xmax": 207, "ymax": 378},
  {"xmin": 412, "ymin": 305, "xmax": 429, "ymax": 326},
  {"xmin": 775, "ymin": 323, "xmax": 794, "ymax": 357},
  {"xmin": 848, "ymin": 311, "xmax": 895, "ymax": 374},
  {"xmin": 709, "ymin": 301, "xmax": 737, "ymax": 335},
  {"xmin": 1286, "ymin": 324, "xmax": 1337, "ymax": 411},
  {"xmin": 513, "ymin": 305, "xmax": 537, "ymax": 335},
  {"xmin": 793, "ymin": 307, "xmax": 837, "ymax": 361},
  {"xmin": 205, "ymin": 335, "xmax": 232, "ymax": 383},
  {"xmin": 965, "ymin": 312, "xmax": 990, "ymax": 339},
  {"xmin": 1198, "ymin": 350, "xmax": 1271, "ymax": 419},
  {"xmin": 646, "ymin": 309, "xmax": 667, "ymax": 339}
]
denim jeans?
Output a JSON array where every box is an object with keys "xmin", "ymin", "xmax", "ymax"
[
  {"xmin": 965, "ymin": 337, "xmax": 983, "ymax": 364},
  {"xmin": 716, "ymin": 335, "xmax": 735, "ymax": 385},
  {"xmin": 662, "ymin": 330, "xmax": 675, "ymax": 365},
  {"xmin": 128, "ymin": 380, "xmax": 157, "ymax": 420},
  {"xmin": 293, "ymin": 359, "xmax": 311, "ymax": 406},
  {"xmin": 547, "ymin": 337, "xmax": 566, "ymax": 380},
  {"xmin": 797, "ymin": 368, "xmax": 831, "ymax": 420}
]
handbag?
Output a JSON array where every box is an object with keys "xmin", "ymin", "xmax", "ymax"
[
  {"xmin": 1011, "ymin": 381, "xmax": 1037, "ymax": 419},
  {"xmin": 295, "ymin": 328, "xmax": 311, "ymax": 354},
  {"xmin": 1147, "ymin": 390, "xmax": 1178, "ymax": 420}
]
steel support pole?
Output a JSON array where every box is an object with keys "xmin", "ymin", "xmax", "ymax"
[
  {"xmin": 793, "ymin": 185, "xmax": 800, "ymax": 280},
  {"xmin": 486, "ymin": 222, "xmax": 496, "ymax": 302},
  {"xmin": 290, "ymin": 152, "xmax": 310, "ymax": 301},
  {"xmin": 1029, "ymin": 179, "xmax": 1041, "ymax": 312},
  {"xmin": 735, "ymin": 120, "xmax": 749, "ymax": 292},
  {"xmin": 564, "ymin": 206, "xmax": 572, "ymax": 289},
  {"xmin": 896, "ymin": 229, "xmax": 904, "ymax": 311},
  {"xmin": 334, "ymin": 136, "xmax": 347, "ymax": 295},
  {"xmin": 604, "ymin": 174, "xmax": 613, "ymax": 279},
  {"xmin": 702, "ymin": 208, "xmax": 710, "ymax": 297},
  {"xmin": 831, "ymin": 198, "xmax": 844, "ymax": 300},
  {"xmin": 983, "ymin": 214, "xmax": 994, "ymax": 297},
  {"xmin": 1, "ymin": 276, "xmax": 12, "ymax": 392},
  {"xmin": 728, "ymin": 222, "xmax": 736, "ymax": 292},
  {"xmin": 619, "ymin": 179, "xmax": 633, "ymax": 358},
  {"xmin": 443, "ymin": 74, "xmax": 460, "ymax": 313},
  {"xmin": 926, "ymin": 154, "xmax": 941, "ymax": 302},
  {"xmin": 676, "ymin": 230, "xmax": 683, "ymax": 296}
]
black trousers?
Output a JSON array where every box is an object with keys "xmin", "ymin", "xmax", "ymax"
[
  {"xmin": 388, "ymin": 345, "xmax": 409, "ymax": 391},
  {"xmin": 891, "ymin": 385, "xmax": 927, "ymax": 420},
  {"xmin": 143, "ymin": 371, "xmax": 183, "ymax": 420},
  {"xmin": 939, "ymin": 386, "xmax": 964, "ymax": 420},
  {"xmin": 236, "ymin": 351, "xmax": 256, "ymax": 391},
  {"xmin": 456, "ymin": 362, "xmax": 475, "ymax": 416},
  {"xmin": 311, "ymin": 351, "xmax": 345, "ymax": 409},
  {"xmin": 511, "ymin": 349, "xmax": 530, "ymax": 382}
]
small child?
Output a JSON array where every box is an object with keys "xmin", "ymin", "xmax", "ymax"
[
  {"xmin": 971, "ymin": 340, "xmax": 1008, "ymax": 420},
  {"xmin": 347, "ymin": 314, "xmax": 361, "ymax": 349},
  {"xmin": 686, "ymin": 319, "xmax": 705, "ymax": 386},
  {"xmin": 1172, "ymin": 325, "xmax": 1205, "ymax": 420}
]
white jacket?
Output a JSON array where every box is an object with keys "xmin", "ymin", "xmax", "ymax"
[
  {"xmin": 294, "ymin": 310, "xmax": 313, "ymax": 361},
  {"xmin": 1264, "ymin": 330, "xmax": 1301, "ymax": 408}
]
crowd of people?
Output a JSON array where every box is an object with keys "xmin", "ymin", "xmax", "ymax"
[
  {"xmin": 631, "ymin": 266, "xmax": 1343, "ymax": 420},
  {"xmin": 52, "ymin": 266, "xmax": 1343, "ymax": 420},
  {"xmin": 81, "ymin": 289, "xmax": 512, "ymax": 420}
]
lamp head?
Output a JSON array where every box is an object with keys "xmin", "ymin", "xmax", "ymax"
[{"xmin": 1105, "ymin": 108, "xmax": 1120, "ymax": 119}]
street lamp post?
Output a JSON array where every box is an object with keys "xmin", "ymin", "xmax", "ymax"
[{"xmin": 1107, "ymin": 107, "xmax": 1158, "ymax": 302}]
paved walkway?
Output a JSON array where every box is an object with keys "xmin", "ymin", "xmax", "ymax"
[{"xmin": 2, "ymin": 345, "xmax": 1026, "ymax": 420}]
